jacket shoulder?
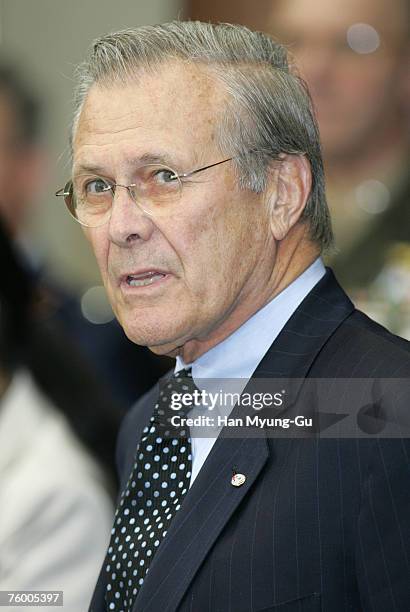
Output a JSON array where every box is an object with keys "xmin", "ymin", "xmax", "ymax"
[{"xmin": 312, "ymin": 308, "xmax": 410, "ymax": 377}]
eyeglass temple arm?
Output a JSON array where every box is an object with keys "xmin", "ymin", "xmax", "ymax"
[
  {"xmin": 180, "ymin": 157, "xmax": 233, "ymax": 179},
  {"xmin": 55, "ymin": 185, "xmax": 72, "ymax": 197}
]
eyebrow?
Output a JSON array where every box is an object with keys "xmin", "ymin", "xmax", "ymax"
[
  {"xmin": 73, "ymin": 152, "xmax": 182, "ymax": 176},
  {"xmin": 72, "ymin": 162, "xmax": 107, "ymax": 175},
  {"xmin": 138, "ymin": 153, "xmax": 177, "ymax": 166}
]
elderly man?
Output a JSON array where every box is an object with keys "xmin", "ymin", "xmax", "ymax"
[{"xmin": 57, "ymin": 22, "xmax": 410, "ymax": 612}]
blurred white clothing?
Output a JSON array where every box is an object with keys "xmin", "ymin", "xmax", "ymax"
[{"xmin": 0, "ymin": 370, "xmax": 114, "ymax": 612}]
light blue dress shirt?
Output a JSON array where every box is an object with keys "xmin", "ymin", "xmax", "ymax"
[{"xmin": 175, "ymin": 258, "xmax": 326, "ymax": 485}]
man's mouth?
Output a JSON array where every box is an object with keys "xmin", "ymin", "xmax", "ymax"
[{"xmin": 125, "ymin": 270, "xmax": 167, "ymax": 287}]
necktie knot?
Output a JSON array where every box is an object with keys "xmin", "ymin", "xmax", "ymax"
[{"xmin": 156, "ymin": 368, "xmax": 198, "ymax": 426}]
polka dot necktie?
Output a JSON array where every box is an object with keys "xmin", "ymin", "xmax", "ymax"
[{"xmin": 104, "ymin": 368, "xmax": 195, "ymax": 612}]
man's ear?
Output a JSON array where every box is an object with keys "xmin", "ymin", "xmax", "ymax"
[{"xmin": 266, "ymin": 154, "xmax": 312, "ymax": 241}]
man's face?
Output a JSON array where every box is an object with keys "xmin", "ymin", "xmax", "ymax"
[
  {"xmin": 73, "ymin": 63, "xmax": 275, "ymax": 357},
  {"xmin": 271, "ymin": 0, "xmax": 408, "ymax": 161}
]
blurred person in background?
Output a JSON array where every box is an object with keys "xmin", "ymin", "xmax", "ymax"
[
  {"xmin": 270, "ymin": 0, "xmax": 410, "ymax": 337},
  {"xmin": 0, "ymin": 216, "xmax": 119, "ymax": 611},
  {"xmin": 0, "ymin": 63, "xmax": 172, "ymax": 411}
]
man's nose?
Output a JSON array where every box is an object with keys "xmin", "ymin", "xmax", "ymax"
[{"xmin": 108, "ymin": 186, "xmax": 154, "ymax": 247}]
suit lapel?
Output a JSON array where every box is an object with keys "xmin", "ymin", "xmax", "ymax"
[
  {"xmin": 253, "ymin": 268, "xmax": 354, "ymax": 380},
  {"xmin": 130, "ymin": 269, "xmax": 354, "ymax": 612},
  {"xmin": 133, "ymin": 433, "xmax": 269, "ymax": 611},
  {"xmin": 245, "ymin": 268, "xmax": 355, "ymax": 416}
]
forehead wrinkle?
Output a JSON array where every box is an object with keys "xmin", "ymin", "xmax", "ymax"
[
  {"xmin": 84, "ymin": 61, "xmax": 224, "ymax": 122},
  {"xmin": 73, "ymin": 150, "xmax": 192, "ymax": 177},
  {"xmin": 76, "ymin": 112, "xmax": 144, "ymax": 139}
]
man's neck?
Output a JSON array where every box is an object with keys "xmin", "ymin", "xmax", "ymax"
[{"xmin": 176, "ymin": 230, "xmax": 320, "ymax": 364}]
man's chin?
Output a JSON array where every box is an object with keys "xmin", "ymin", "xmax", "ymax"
[
  {"xmin": 147, "ymin": 343, "xmax": 182, "ymax": 358},
  {"xmin": 120, "ymin": 320, "xmax": 185, "ymax": 357}
]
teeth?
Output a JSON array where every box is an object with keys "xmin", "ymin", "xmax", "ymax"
[{"xmin": 127, "ymin": 272, "xmax": 165, "ymax": 287}]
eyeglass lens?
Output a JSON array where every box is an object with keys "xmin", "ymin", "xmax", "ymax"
[{"xmin": 66, "ymin": 164, "xmax": 182, "ymax": 227}]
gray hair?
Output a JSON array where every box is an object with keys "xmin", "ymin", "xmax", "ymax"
[{"xmin": 72, "ymin": 21, "xmax": 333, "ymax": 249}]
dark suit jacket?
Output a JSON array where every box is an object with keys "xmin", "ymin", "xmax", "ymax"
[{"xmin": 90, "ymin": 269, "xmax": 410, "ymax": 612}]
